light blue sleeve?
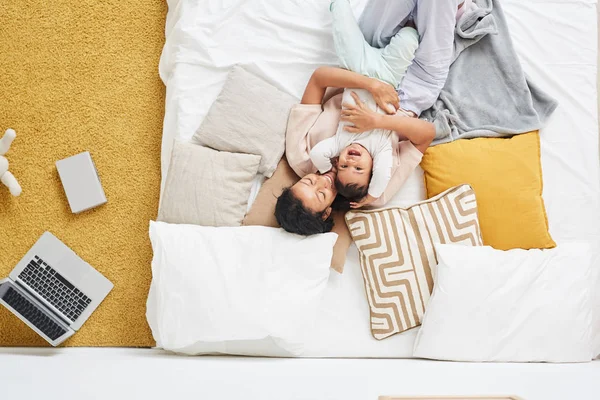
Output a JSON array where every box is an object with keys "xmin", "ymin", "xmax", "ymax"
[{"xmin": 399, "ymin": 0, "xmax": 457, "ymax": 115}]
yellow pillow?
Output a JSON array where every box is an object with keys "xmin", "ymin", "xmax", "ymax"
[{"xmin": 420, "ymin": 132, "xmax": 555, "ymax": 250}]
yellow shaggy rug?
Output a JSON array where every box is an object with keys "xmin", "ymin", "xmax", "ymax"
[{"xmin": 0, "ymin": 0, "xmax": 166, "ymax": 346}]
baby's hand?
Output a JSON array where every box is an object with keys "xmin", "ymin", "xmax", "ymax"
[{"xmin": 350, "ymin": 194, "xmax": 377, "ymax": 209}]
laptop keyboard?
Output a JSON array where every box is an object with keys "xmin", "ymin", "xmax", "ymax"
[
  {"xmin": 18, "ymin": 256, "xmax": 92, "ymax": 322},
  {"xmin": 2, "ymin": 286, "xmax": 68, "ymax": 341}
]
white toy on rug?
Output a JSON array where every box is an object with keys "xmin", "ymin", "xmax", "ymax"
[{"xmin": 0, "ymin": 128, "xmax": 22, "ymax": 196}]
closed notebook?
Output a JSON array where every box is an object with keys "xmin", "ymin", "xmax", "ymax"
[{"xmin": 56, "ymin": 151, "xmax": 107, "ymax": 214}]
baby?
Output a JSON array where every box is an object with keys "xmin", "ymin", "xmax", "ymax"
[
  {"xmin": 309, "ymin": 0, "xmax": 419, "ymax": 208},
  {"xmin": 310, "ymin": 89, "xmax": 413, "ymax": 207}
]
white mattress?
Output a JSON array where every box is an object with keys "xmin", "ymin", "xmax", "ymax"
[{"xmin": 159, "ymin": 0, "xmax": 600, "ymax": 358}]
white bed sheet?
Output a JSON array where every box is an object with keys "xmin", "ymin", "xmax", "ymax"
[{"xmin": 159, "ymin": 0, "xmax": 600, "ymax": 358}]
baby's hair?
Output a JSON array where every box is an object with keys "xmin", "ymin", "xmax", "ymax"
[{"xmin": 335, "ymin": 178, "xmax": 368, "ymax": 202}]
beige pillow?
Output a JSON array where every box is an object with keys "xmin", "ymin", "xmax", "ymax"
[
  {"xmin": 345, "ymin": 184, "xmax": 483, "ymax": 340},
  {"xmin": 158, "ymin": 141, "xmax": 261, "ymax": 227},
  {"xmin": 243, "ymin": 157, "xmax": 353, "ymax": 274},
  {"xmin": 192, "ymin": 66, "xmax": 298, "ymax": 178}
]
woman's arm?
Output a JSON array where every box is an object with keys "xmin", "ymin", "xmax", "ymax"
[
  {"xmin": 302, "ymin": 67, "xmax": 399, "ymax": 113},
  {"xmin": 373, "ymin": 114, "xmax": 435, "ymax": 154},
  {"xmin": 341, "ymin": 92, "xmax": 435, "ymax": 154}
]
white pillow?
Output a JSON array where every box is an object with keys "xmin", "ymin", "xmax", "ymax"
[
  {"xmin": 146, "ymin": 221, "xmax": 336, "ymax": 356},
  {"xmin": 413, "ymin": 243, "xmax": 594, "ymax": 363}
]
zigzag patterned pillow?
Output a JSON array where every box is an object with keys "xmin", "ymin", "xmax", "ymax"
[{"xmin": 345, "ymin": 184, "xmax": 483, "ymax": 340}]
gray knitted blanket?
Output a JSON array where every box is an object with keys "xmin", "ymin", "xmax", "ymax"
[{"xmin": 421, "ymin": 0, "xmax": 558, "ymax": 145}]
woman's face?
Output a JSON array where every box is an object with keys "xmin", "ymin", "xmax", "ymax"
[{"xmin": 290, "ymin": 171, "xmax": 338, "ymax": 214}]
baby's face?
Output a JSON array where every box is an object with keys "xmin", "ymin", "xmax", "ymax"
[{"xmin": 337, "ymin": 143, "xmax": 373, "ymax": 188}]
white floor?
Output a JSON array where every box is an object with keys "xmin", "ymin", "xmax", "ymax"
[{"xmin": 1, "ymin": 347, "xmax": 599, "ymax": 400}]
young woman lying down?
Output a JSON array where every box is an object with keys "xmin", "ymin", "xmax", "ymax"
[
  {"xmin": 273, "ymin": 0, "xmax": 474, "ymax": 235},
  {"xmin": 274, "ymin": 66, "xmax": 435, "ymax": 236}
]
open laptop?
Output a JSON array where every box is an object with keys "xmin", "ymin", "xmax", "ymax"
[{"xmin": 0, "ymin": 232, "xmax": 113, "ymax": 346}]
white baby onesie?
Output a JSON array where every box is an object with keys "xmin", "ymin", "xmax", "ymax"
[{"xmin": 309, "ymin": 89, "xmax": 399, "ymax": 199}]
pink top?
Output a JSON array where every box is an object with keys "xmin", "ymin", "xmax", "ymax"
[{"xmin": 285, "ymin": 93, "xmax": 423, "ymax": 208}]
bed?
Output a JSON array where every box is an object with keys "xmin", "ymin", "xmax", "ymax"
[{"xmin": 158, "ymin": 0, "xmax": 600, "ymax": 358}]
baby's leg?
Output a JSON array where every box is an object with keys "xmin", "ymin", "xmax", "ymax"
[
  {"xmin": 330, "ymin": 0, "xmax": 395, "ymax": 85},
  {"xmin": 381, "ymin": 27, "xmax": 419, "ymax": 86}
]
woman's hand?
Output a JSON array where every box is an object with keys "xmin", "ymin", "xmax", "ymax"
[
  {"xmin": 368, "ymin": 79, "xmax": 399, "ymax": 114},
  {"xmin": 341, "ymin": 92, "xmax": 381, "ymax": 133}
]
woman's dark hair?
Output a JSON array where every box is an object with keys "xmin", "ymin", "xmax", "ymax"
[
  {"xmin": 275, "ymin": 187, "xmax": 334, "ymax": 235},
  {"xmin": 331, "ymin": 193, "xmax": 352, "ymax": 212}
]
